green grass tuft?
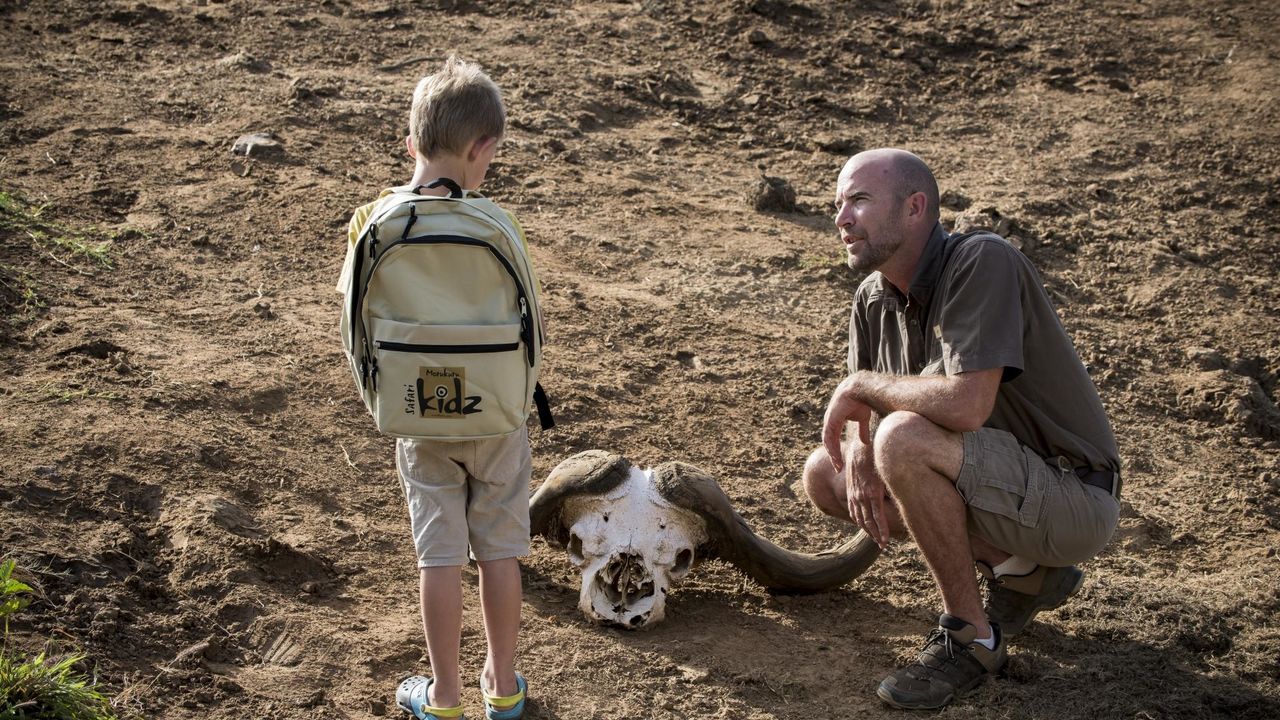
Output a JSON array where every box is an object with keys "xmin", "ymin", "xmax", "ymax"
[
  {"xmin": 32, "ymin": 384, "xmax": 121, "ymax": 404},
  {"xmin": 0, "ymin": 561, "xmax": 32, "ymax": 630},
  {"xmin": 0, "ymin": 191, "xmax": 117, "ymax": 270},
  {"xmin": 0, "ymin": 561, "xmax": 122, "ymax": 720},
  {"xmin": 0, "ymin": 651, "xmax": 119, "ymax": 720}
]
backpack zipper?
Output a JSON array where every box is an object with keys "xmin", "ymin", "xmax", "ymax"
[{"xmin": 376, "ymin": 340, "xmax": 520, "ymax": 353}]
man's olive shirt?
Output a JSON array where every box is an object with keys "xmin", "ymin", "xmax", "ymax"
[{"xmin": 847, "ymin": 224, "xmax": 1120, "ymax": 472}]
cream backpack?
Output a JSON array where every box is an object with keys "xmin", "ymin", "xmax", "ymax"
[{"xmin": 340, "ymin": 179, "xmax": 552, "ymax": 439}]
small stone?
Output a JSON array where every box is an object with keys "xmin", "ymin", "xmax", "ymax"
[
  {"xmin": 746, "ymin": 29, "xmax": 770, "ymax": 45},
  {"xmin": 1186, "ymin": 346, "xmax": 1228, "ymax": 371},
  {"xmin": 740, "ymin": 93, "xmax": 762, "ymax": 108},
  {"xmin": 750, "ymin": 175, "xmax": 797, "ymax": 212},
  {"xmin": 250, "ymin": 300, "xmax": 274, "ymax": 319},
  {"xmin": 952, "ymin": 210, "xmax": 993, "ymax": 234},
  {"xmin": 216, "ymin": 50, "xmax": 271, "ymax": 73},
  {"xmin": 678, "ymin": 664, "xmax": 711, "ymax": 683},
  {"xmin": 940, "ymin": 189, "xmax": 971, "ymax": 211},
  {"xmin": 287, "ymin": 78, "xmax": 316, "ymax": 102},
  {"xmin": 953, "ymin": 208, "xmax": 1016, "ymax": 238},
  {"xmin": 233, "ymin": 132, "xmax": 284, "ymax": 158},
  {"xmin": 816, "ymin": 136, "xmax": 860, "ymax": 155},
  {"xmin": 1087, "ymin": 183, "xmax": 1117, "ymax": 202},
  {"xmin": 369, "ymin": 699, "xmax": 387, "ymax": 716}
]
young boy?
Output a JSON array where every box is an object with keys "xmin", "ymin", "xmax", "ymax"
[{"xmin": 344, "ymin": 56, "xmax": 533, "ymax": 720}]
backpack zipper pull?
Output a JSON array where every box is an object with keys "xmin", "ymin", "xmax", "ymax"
[
  {"xmin": 519, "ymin": 297, "xmax": 535, "ymax": 365},
  {"xmin": 369, "ymin": 355, "xmax": 379, "ymax": 391}
]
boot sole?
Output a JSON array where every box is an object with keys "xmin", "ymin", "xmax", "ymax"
[{"xmin": 876, "ymin": 660, "xmax": 1007, "ymax": 710}]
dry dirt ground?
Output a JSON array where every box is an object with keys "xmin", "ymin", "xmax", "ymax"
[{"xmin": 2, "ymin": 1, "xmax": 1279, "ymax": 718}]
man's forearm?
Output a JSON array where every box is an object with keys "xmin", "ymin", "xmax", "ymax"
[{"xmin": 846, "ymin": 369, "xmax": 996, "ymax": 433}]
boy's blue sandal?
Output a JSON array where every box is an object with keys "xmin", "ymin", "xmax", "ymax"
[
  {"xmin": 396, "ymin": 676, "xmax": 466, "ymax": 720},
  {"xmin": 480, "ymin": 672, "xmax": 527, "ymax": 720}
]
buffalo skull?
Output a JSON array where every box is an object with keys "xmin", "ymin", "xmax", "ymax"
[{"xmin": 531, "ymin": 450, "xmax": 880, "ymax": 629}]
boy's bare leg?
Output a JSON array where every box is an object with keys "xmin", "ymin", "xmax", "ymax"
[
  {"xmin": 477, "ymin": 557, "xmax": 522, "ymax": 709},
  {"xmin": 420, "ymin": 566, "xmax": 463, "ymax": 707}
]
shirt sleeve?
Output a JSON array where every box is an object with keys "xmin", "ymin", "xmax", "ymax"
[
  {"xmin": 936, "ymin": 238, "xmax": 1025, "ymax": 380},
  {"xmin": 504, "ymin": 209, "xmax": 543, "ymax": 300},
  {"xmin": 337, "ymin": 201, "xmax": 381, "ymax": 294},
  {"xmin": 847, "ymin": 282, "xmax": 875, "ymax": 374}
]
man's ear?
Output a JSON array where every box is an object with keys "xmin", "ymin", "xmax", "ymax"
[
  {"xmin": 405, "ymin": 135, "xmax": 417, "ymax": 159},
  {"xmin": 468, "ymin": 135, "xmax": 499, "ymax": 161},
  {"xmin": 907, "ymin": 191, "xmax": 929, "ymax": 221}
]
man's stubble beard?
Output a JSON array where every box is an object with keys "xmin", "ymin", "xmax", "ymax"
[{"xmin": 846, "ymin": 234, "xmax": 903, "ymax": 272}]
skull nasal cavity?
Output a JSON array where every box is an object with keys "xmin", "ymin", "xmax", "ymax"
[{"xmin": 597, "ymin": 552, "xmax": 655, "ymax": 606}]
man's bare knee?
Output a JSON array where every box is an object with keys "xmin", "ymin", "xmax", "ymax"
[
  {"xmin": 802, "ymin": 446, "xmax": 849, "ymax": 521},
  {"xmin": 874, "ymin": 410, "xmax": 964, "ymax": 492},
  {"xmin": 873, "ymin": 411, "xmax": 932, "ymax": 469}
]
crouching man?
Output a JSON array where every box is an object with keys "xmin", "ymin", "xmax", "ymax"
[{"xmin": 803, "ymin": 148, "xmax": 1121, "ymax": 710}]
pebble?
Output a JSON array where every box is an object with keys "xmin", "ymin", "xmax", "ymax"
[
  {"xmin": 1186, "ymin": 346, "xmax": 1228, "ymax": 371},
  {"xmin": 232, "ymin": 132, "xmax": 284, "ymax": 158},
  {"xmin": 817, "ymin": 136, "xmax": 860, "ymax": 154},
  {"xmin": 750, "ymin": 175, "xmax": 797, "ymax": 212},
  {"xmin": 940, "ymin": 189, "xmax": 971, "ymax": 210},
  {"xmin": 678, "ymin": 664, "xmax": 711, "ymax": 683},
  {"xmin": 216, "ymin": 50, "xmax": 270, "ymax": 73}
]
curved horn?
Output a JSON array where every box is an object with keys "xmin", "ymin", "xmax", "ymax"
[
  {"xmin": 651, "ymin": 461, "xmax": 879, "ymax": 592},
  {"xmin": 529, "ymin": 450, "xmax": 632, "ymax": 547}
]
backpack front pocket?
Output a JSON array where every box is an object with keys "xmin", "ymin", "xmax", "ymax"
[{"xmin": 368, "ymin": 317, "xmax": 529, "ymax": 439}]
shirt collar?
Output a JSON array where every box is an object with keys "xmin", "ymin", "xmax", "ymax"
[{"xmin": 904, "ymin": 223, "xmax": 950, "ymax": 308}]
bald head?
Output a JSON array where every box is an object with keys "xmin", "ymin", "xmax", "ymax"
[{"xmin": 839, "ymin": 149, "xmax": 940, "ymax": 223}]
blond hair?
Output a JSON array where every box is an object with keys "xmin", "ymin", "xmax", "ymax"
[{"xmin": 408, "ymin": 55, "xmax": 505, "ymax": 160}]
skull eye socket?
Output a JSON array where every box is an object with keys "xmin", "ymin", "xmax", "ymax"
[
  {"xmin": 672, "ymin": 548, "xmax": 694, "ymax": 577},
  {"xmin": 568, "ymin": 532, "xmax": 585, "ymax": 566}
]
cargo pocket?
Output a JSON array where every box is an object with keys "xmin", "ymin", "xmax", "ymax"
[
  {"xmin": 369, "ymin": 317, "xmax": 528, "ymax": 438},
  {"xmin": 960, "ymin": 429, "xmax": 1049, "ymax": 530}
]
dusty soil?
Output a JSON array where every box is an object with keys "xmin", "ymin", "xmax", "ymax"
[{"xmin": 2, "ymin": 1, "xmax": 1279, "ymax": 718}]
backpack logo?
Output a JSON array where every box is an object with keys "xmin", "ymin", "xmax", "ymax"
[{"xmin": 413, "ymin": 367, "xmax": 482, "ymax": 418}]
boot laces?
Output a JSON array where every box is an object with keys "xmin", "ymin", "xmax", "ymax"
[{"xmin": 915, "ymin": 627, "xmax": 959, "ymax": 668}]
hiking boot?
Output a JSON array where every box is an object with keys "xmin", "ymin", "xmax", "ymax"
[
  {"xmin": 981, "ymin": 563, "xmax": 1084, "ymax": 636},
  {"xmin": 876, "ymin": 614, "xmax": 1007, "ymax": 710}
]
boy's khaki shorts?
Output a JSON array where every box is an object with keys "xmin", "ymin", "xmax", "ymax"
[
  {"xmin": 395, "ymin": 428, "xmax": 532, "ymax": 568},
  {"xmin": 956, "ymin": 427, "xmax": 1119, "ymax": 567}
]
